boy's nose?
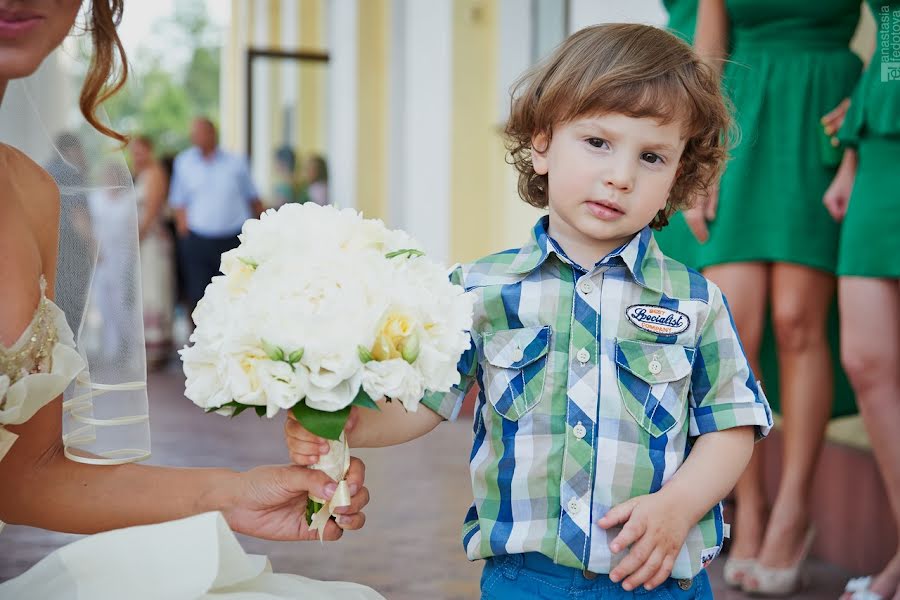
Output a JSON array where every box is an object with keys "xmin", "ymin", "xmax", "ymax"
[{"xmin": 601, "ymin": 162, "xmax": 634, "ymax": 193}]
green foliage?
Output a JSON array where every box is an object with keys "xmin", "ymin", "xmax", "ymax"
[{"xmin": 101, "ymin": 0, "xmax": 222, "ymax": 155}]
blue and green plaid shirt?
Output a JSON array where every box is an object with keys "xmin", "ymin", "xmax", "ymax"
[{"xmin": 422, "ymin": 216, "xmax": 772, "ymax": 579}]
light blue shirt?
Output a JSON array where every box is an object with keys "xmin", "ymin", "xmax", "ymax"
[{"xmin": 168, "ymin": 147, "xmax": 259, "ymax": 237}]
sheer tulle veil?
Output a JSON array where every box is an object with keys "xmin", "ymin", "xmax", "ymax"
[{"xmin": 0, "ymin": 50, "xmax": 151, "ymax": 465}]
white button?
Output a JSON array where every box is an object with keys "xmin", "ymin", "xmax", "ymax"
[
  {"xmin": 576, "ymin": 348, "xmax": 590, "ymax": 364},
  {"xmin": 578, "ymin": 279, "xmax": 594, "ymax": 294},
  {"xmin": 511, "ymin": 346, "xmax": 524, "ymax": 363},
  {"xmin": 648, "ymin": 359, "xmax": 662, "ymax": 375},
  {"xmin": 567, "ymin": 498, "xmax": 581, "ymax": 515},
  {"xmin": 573, "ymin": 422, "xmax": 587, "ymax": 439}
]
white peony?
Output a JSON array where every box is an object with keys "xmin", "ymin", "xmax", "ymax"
[
  {"xmin": 361, "ymin": 359, "xmax": 425, "ymax": 412},
  {"xmin": 182, "ymin": 203, "xmax": 474, "ymax": 421}
]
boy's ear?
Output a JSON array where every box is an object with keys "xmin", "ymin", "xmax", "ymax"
[{"xmin": 531, "ymin": 132, "xmax": 549, "ymax": 175}]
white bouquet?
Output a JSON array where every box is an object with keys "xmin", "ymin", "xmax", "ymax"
[{"xmin": 180, "ymin": 203, "xmax": 473, "ymax": 535}]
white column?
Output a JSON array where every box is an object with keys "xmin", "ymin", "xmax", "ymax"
[
  {"xmin": 387, "ymin": 0, "xmax": 407, "ymax": 228},
  {"xmin": 327, "ymin": 0, "xmax": 358, "ymax": 209},
  {"xmin": 250, "ymin": 0, "xmax": 272, "ymax": 199},
  {"xmin": 497, "ymin": 0, "xmax": 532, "ymax": 123},
  {"xmin": 389, "ymin": 0, "xmax": 453, "ymax": 263},
  {"xmin": 280, "ymin": 0, "xmax": 299, "ymax": 147},
  {"xmin": 568, "ymin": 0, "xmax": 667, "ymax": 32}
]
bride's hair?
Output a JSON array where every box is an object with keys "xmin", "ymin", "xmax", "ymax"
[{"xmin": 79, "ymin": 0, "xmax": 128, "ymax": 142}]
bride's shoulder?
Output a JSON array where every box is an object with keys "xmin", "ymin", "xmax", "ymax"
[
  {"xmin": 0, "ymin": 143, "xmax": 60, "ymax": 219},
  {"xmin": 0, "ymin": 143, "xmax": 58, "ymax": 192}
]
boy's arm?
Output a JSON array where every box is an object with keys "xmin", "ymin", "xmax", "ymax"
[
  {"xmin": 599, "ymin": 426, "xmax": 754, "ymax": 591},
  {"xmin": 599, "ymin": 285, "xmax": 772, "ymax": 591},
  {"xmin": 285, "ymin": 401, "xmax": 443, "ymax": 463}
]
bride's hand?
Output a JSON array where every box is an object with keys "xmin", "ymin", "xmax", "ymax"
[{"xmin": 216, "ymin": 459, "xmax": 369, "ymax": 541}]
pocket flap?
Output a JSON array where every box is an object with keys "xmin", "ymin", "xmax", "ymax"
[
  {"xmin": 482, "ymin": 326, "xmax": 551, "ymax": 369},
  {"xmin": 615, "ymin": 339, "xmax": 694, "ymax": 384}
]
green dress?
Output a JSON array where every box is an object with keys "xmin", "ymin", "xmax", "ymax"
[
  {"xmin": 661, "ymin": 0, "xmax": 858, "ymax": 417},
  {"xmin": 697, "ymin": 0, "xmax": 863, "ymax": 273},
  {"xmin": 837, "ymin": 0, "xmax": 900, "ymax": 278},
  {"xmin": 655, "ymin": 0, "xmax": 702, "ymax": 267}
]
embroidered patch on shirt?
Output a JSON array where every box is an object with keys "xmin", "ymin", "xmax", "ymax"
[
  {"xmin": 626, "ymin": 305, "xmax": 690, "ymax": 335},
  {"xmin": 700, "ymin": 546, "xmax": 721, "ymax": 569}
]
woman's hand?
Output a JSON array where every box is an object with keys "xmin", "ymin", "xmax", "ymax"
[
  {"xmin": 216, "ymin": 459, "xmax": 369, "ymax": 541},
  {"xmin": 684, "ymin": 184, "xmax": 719, "ymax": 243},
  {"xmin": 823, "ymin": 148, "xmax": 858, "ymax": 222},
  {"xmin": 821, "ymin": 98, "xmax": 851, "ymax": 137}
]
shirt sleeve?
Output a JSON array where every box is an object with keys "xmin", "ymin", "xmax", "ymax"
[
  {"xmin": 420, "ymin": 264, "xmax": 477, "ymax": 421},
  {"xmin": 688, "ymin": 286, "xmax": 773, "ymax": 439},
  {"xmin": 238, "ymin": 158, "xmax": 260, "ymax": 204},
  {"xmin": 167, "ymin": 154, "xmax": 188, "ymax": 208}
]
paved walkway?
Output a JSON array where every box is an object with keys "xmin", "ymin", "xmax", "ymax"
[{"xmin": 0, "ymin": 366, "xmax": 853, "ymax": 598}]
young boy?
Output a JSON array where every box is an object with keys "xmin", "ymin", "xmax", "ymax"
[{"xmin": 286, "ymin": 23, "xmax": 772, "ymax": 599}]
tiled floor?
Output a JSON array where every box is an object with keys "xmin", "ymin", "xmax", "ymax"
[{"xmin": 0, "ymin": 366, "xmax": 855, "ymax": 598}]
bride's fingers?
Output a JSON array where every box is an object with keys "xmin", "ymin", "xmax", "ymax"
[
  {"xmin": 345, "ymin": 457, "xmax": 367, "ymax": 490},
  {"xmin": 335, "ymin": 485, "xmax": 370, "ymax": 515},
  {"xmin": 317, "ymin": 520, "xmax": 346, "ymax": 541},
  {"xmin": 336, "ymin": 511, "xmax": 366, "ymax": 531}
]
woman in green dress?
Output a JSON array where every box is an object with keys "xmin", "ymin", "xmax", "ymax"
[
  {"xmin": 824, "ymin": 3, "xmax": 900, "ymax": 596},
  {"xmin": 655, "ymin": 0, "xmax": 702, "ymax": 267},
  {"xmin": 689, "ymin": 0, "xmax": 863, "ymax": 595}
]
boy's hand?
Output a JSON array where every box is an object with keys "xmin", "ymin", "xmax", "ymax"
[
  {"xmin": 284, "ymin": 407, "xmax": 359, "ymax": 465},
  {"xmin": 598, "ymin": 492, "xmax": 693, "ymax": 591}
]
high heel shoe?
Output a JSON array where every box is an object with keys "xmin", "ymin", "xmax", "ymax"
[
  {"xmin": 741, "ymin": 526, "xmax": 816, "ymax": 596},
  {"xmin": 723, "ymin": 557, "xmax": 757, "ymax": 588},
  {"xmin": 843, "ymin": 576, "xmax": 885, "ymax": 600}
]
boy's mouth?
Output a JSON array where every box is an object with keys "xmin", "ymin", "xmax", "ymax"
[{"xmin": 585, "ymin": 199, "xmax": 625, "ymax": 221}]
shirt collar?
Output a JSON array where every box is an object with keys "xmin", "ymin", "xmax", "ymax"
[{"xmin": 507, "ymin": 216, "xmax": 666, "ymax": 293}]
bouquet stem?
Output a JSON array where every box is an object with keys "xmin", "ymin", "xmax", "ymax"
[{"xmin": 306, "ymin": 432, "xmax": 352, "ymax": 540}]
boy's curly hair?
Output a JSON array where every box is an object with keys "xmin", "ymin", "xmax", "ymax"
[{"xmin": 504, "ymin": 23, "xmax": 735, "ymax": 229}]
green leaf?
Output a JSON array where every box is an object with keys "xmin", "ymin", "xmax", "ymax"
[
  {"xmin": 385, "ymin": 248, "xmax": 425, "ymax": 259},
  {"xmin": 230, "ymin": 403, "xmax": 251, "ymax": 418},
  {"xmin": 261, "ymin": 339, "xmax": 285, "ymax": 362},
  {"xmin": 288, "ymin": 349, "xmax": 304, "ymax": 364},
  {"xmin": 305, "ymin": 498, "xmax": 324, "ymax": 527},
  {"xmin": 357, "ymin": 345, "xmax": 374, "ymax": 363},
  {"xmin": 291, "ymin": 402, "xmax": 351, "ymax": 441},
  {"xmin": 255, "ymin": 405, "xmax": 267, "ymax": 417},
  {"xmin": 351, "ymin": 389, "xmax": 381, "ymax": 411},
  {"xmin": 238, "ymin": 256, "xmax": 259, "ymax": 269}
]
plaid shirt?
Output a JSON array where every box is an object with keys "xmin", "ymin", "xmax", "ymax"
[{"xmin": 422, "ymin": 216, "xmax": 772, "ymax": 579}]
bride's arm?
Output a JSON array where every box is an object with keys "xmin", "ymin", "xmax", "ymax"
[
  {"xmin": 0, "ymin": 168, "xmax": 368, "ymax": 539},
  {"xmin": 0, "ymin": 401, "xmax": 235, "ymax": 533}
]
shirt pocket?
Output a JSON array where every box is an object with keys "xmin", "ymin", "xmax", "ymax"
[
  {"xmin": 480, "ymin": 325, "xmax": 551, "ymax": 421},
  {"xmin": 614, "ymin": 338, "xmax": 696, "ymax": 438}
]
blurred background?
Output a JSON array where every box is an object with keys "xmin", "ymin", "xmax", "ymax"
[{"xmin": 0, "ymin": 1, "xmax": 891, "ymax": 599}]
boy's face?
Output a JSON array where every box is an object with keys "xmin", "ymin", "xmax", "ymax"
[{"xmin": 532, "ymin": 112, "xmax": 685, "ymax": 265}]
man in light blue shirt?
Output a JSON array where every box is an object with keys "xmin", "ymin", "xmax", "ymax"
[{"xmin": 169, "ymin": 118, "xmax": 263, "ymax": 320}]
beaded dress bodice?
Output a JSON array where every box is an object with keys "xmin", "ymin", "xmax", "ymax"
[{"xmin": 0, "ymin": 277, "xmax": 60, "ymax": 401}]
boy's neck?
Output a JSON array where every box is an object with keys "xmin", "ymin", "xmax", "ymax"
[{"xmin": 546, "ymin": 218, "xmax": 633, "ymax": 271}]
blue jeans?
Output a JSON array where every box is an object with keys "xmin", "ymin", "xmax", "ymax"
[{"xmin": 480, "ymin": 553, "xmax": 713, "ymax": 599}]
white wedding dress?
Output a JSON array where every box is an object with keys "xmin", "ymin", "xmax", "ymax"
[{"xmin": 0, "ymin": 280, "xmax": 384, "ymax": 600}]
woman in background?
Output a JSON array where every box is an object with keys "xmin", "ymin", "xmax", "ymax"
[
  {"xmin": 690, "ymin": 0, "xmax": 863, "ymax": 594},
  {"xmin": 825, "ymin": 2, "xmax": 900, "ymax": 597},
  {"xmin": 298, "ymin": 154, "xmax": 329, "ymax": 206},
  {"xmin": 129, "ymin": 136, "xmax": 174, "ymax": 369}
]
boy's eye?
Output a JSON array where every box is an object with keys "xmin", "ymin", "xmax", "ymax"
[
  {"xmin": 641, "ymin": 152, "xmax": 664, "ymax": 165},
  {"xmin": 586, "ymin": 137, "xmax": 608, "ymax": 149}
]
